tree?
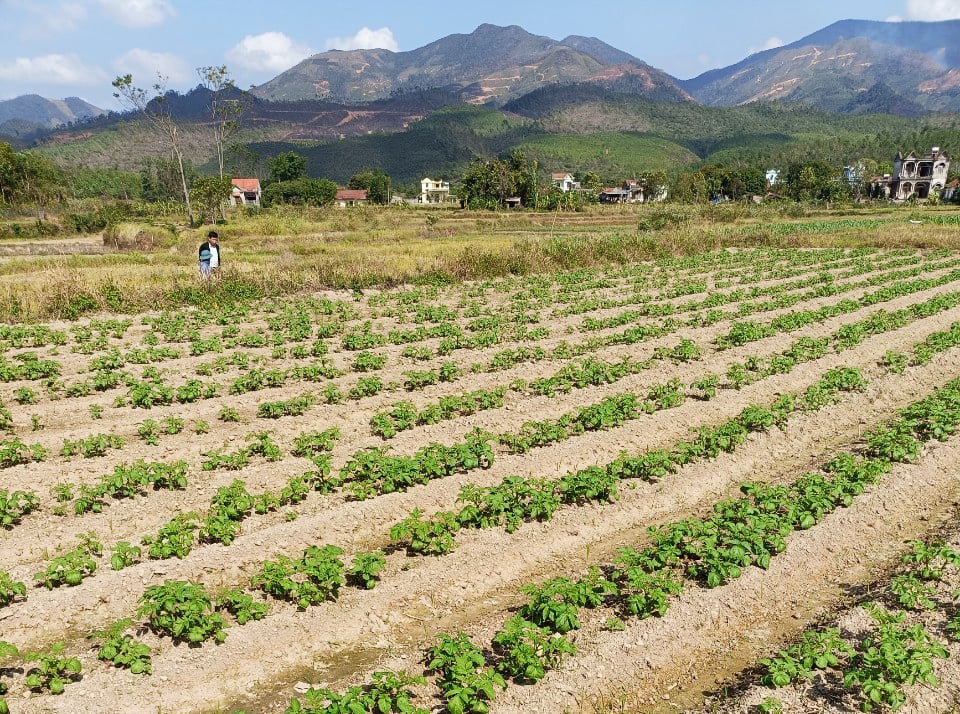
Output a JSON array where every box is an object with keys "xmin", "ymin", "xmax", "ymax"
[
  {"xmin": 0, "ymin": 142, "xmax": 17, "ymax": 205},
  {"xmin": 140, "ymin": 157, "xmax": 195, "ymax": 203},
  {"xmin": 458, "ymin": 151, "xmax": 539, "ymax": 209},
  {"xmin": 190, "ymin": 176, "xmax": 233, "ymax": 224},
  {"xmin": 579, "ymin": 171, "xmax": 603, "ymax": 194},
  {"xmin": 269, "ymin": 152, "xmax": 307, "ymax": 183},
  {"xmin": 782, "ymin": 161, "xmax": 850, "ymax": 203},
  {"xmin": 112, "ymin": 73, "xmax": 195, "ymax": 226},
  {"xmin": 348, "ymin": 169, "xmax": 391, "ymax": 205},
  {"xmin": 197, "ymin": 65, "xmax": 244, "ymax": 179},
  {"xmin": 226, "ymin": 145, "xmax": 264, "ymax": 180},
  {"xmin": 262, "ymin": 178, "xmax": 337, "ymax": 207},
  {"xmin": 0, "ymin": 146, "xmax": 60, "ymax": 218}
]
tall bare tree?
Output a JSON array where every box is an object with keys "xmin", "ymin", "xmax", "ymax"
[
  {"xmin": 197, "ymin": 65, "xmax": 244, "ymax": 179},
  {"xmin": 112, "ymin": 73, "xmax": 195, "ymax": 226}
]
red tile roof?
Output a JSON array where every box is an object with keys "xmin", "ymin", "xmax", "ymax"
[
  {"xmin": 231, "ymin": 178, "xmax": 261, "ymax": 191},
  {"xmin": 335, "ymin": 189, "xmax": 368, "ymax": 200}
]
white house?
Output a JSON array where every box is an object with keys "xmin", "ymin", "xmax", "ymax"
[
  {"xmin": 551, "ymin": 172, "xmax": 580, "ymax": 192},
  {"xmin": 420, "ymin": 178, "xmax": 450, "ymax": 204},
  {"xmin": 229, "ymin": 178, "xmax": 261, "ymax": 207}
]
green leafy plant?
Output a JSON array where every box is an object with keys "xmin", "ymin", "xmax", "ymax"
[
  {"xmin": 89, "ymin": 619, "xmax": 152, "ymax": 674},
  {"xmin": 346, "ymin": 551, "xmax": 386, "ymax": 589},
  {"xmin": 0, "ymin": 488, "xmax": 39, "ymax": 528},
  {"xmin": 0, "ymin": 571, "xmax": 26, "ymax": 607},
  {"xmin": 215, "ymin": 588, "xmax": 269, "ymax": 625},
  {"xmin": 843, "ymin": 604, "xmax": 948, "ymax": 712},
  {"xmin": 491, "ymin": 616, "xmax": 576, "ymax": 683},
  {"xmin": 35, "ymin": 534, "xmax": 102, "ymax": 588},
  {"xmin": 137, "ymin": 580, "xmax": 228, "ymax": 644},
  {"xmin": 110, "ymin": 541, "xmax": 142, "ymax": 570},
  {"xmin": 426, "ymin": 632, "xmax": 505, "ymax": 714},
  {"xmin": 22, "ymin": 642, "xmax": 82, "ymax": 694}
]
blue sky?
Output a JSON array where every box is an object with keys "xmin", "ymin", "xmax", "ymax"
[{"xmin": 1, "ymin": 0, "xmax": 959, "ymax": 109}]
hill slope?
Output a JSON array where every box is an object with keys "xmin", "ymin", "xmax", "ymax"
[{"xmin": 682, "ymin": 19, "xmax": 960, "ymax": 113}]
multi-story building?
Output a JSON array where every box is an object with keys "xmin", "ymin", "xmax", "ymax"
[{"xmin": 871, "ymin": 147, "xmax": 950, "ymax": 200}]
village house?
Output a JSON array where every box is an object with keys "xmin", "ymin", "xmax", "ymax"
[
  {"xmin": 334, "ymin": 188, "xmax": 368, "ymax": 207},
  {"xmin": 870, "ymin": 147, "xmax": 951, "ymax": 201},
  {"xmin": 943, "ymin": 178, "xmax": 960, "ymax": 203},
  {"xmin": 419, "ymin": 177, "xmax": 450, "ymax": 204},
  {"xmin": 599, "ymin": 179, "xmax": 666, "ymax": 204},
  {"xmin": 551, "ymin": 173, "xmax": 580, "ymax": 192},
  {"xmin": 229, "ymin": 178, "xmax": 261, "ymax": 207}
]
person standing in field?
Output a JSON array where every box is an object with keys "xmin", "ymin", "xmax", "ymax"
[{"xmin": 198, "ymin": 230, "xmax": 221, "ymax": 276}]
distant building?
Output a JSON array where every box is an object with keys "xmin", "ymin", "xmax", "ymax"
[
  {"xmin": 943, "ymin": 178, "xmax": 960, "ymax": 203},
  {"xmin": 870, "ymin": 147, "xmax": 951, "ymax": 201},
  {"xmin": 229, "ymin": 178, "xmax": 261, "ymax": 207},
  {"xmin": 551, "ymin": 172, "xmax": 580, "ymax": 192},
  {"xmin": 335, "ymin": 188, "xmax": 368, "ymax": 207},
  {"xmin": 599, "ymin": 179, "xmax": 666, "ymax": 204},
  {"xmin": 765, "ymin": 169, "xmax": 780, "ymax": 186},
  {"xmin": 420, "ymin": 178, "xmax": 450, "ymax": 204}
]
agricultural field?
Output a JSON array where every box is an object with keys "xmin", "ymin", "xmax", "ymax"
[{"xmin": 5, "ymin": 244, "xmax": 960, "ymax": 713}]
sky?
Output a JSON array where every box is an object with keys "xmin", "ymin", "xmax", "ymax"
[{"xmin": 2, "ymin": 0, "xmax": 960, "ymax": 110}]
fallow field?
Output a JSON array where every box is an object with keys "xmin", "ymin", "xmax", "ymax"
[{"xmin": 4, "ymin": 220, "xmax": 960, "ymax": 713}]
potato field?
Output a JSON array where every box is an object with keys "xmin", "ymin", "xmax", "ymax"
[{"xmin": 5, "ymin": 246, "xmax": 960, "ymax": 713}]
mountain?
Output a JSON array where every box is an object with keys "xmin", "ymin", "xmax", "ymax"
[
  {"xmin": 0, "ymin": 95, "xmax": 104, "ymax": 136},
  {"xmin": 682, "ymin": 19, "xmax": 960, "ymax": 113},
  {"xmin": 251, "ymin": 23, "xmax": 690, "ymax": 105}
]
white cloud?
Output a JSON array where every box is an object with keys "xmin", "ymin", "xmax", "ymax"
[
  {"xmin": 113, "ymin": 48, "xmax": 190, "ymax": 83},
  {"xmin": 747, "ymin": 37, "xmax": 784, "ymax": 55},
  {"xmin": 97, "ymin": 0, "xmax": 175, "ymax": 28},
  {"xmin": 905, "ymin": 0, "xmax": 960, "ymax": 19},
  {"xmin": 887, "ymin": 14, "xmax": 904, "ymax": 21},
  {"xmin": 226, "ymin": 32, "xmax": 313, "ymax": 72},
  {"xmin": 0, "ymin": 53, "xmax": 105, "ymax": 84},
  {"xmin": 324, "ymin": 27, "xmax": 399, "ymax": 51},
  {"xmin": 16, "ymin": 0, "xmax": 87, "ymax": 34}
]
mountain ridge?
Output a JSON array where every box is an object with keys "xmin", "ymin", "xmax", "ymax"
[
  {"xmin": 0, "ymin": 95, "xmax": 104, "ymax": 137},
  {"xmin": 682, "ymin": 18, "xmax": 960, "ymax": 112},
  {"xmin": 251, "ymin": 23, "xmax": 690, "ymax": 105}
]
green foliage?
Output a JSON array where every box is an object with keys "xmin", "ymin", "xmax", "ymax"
[
  {"xmin": 285, "ymin": 671, "xmax": 428, "ymax": 714},
  {"xmin": 0, "ymin": 488, "xmax": 39, "ymax": 528},
  {"xmin": 843, "ymin": 604, "xmax": 948, "ymax": 712},
  {"xmin": 426, "ymin": 632, "xmax": 506, "ymax": 714},
  {"xmin": 759, "ymin": 628, "xmax": 854, "ymax": 687},
  {"xmin": 34, "ymin": 534, "xmax": 102, "ymax": 588},
  {"xmin": 215, "ymin": 588, "xmax": 269, "ymax": 624},
  {"xmin": 348, "ymin": 169, "xmax": 392, "ymax": 205},
  {"xmin": 269, "ymin": 151, "xmax": 307, "ymax": 182},
  {"xmin": 262, "ymin": 178, "xmax": 338, "ymax": 207},
  {"xmin": 253, "ymin": 544, "xmax": 345, "ymax": 609},
  {"xmin": 22, "ymin": 643, "xmax": 82, "ymax": 694},
  {"xmin": 137, "ymin": 579, "xmax": 228, "ymax": 644},
  {"xmin": 491, "ymin": 615, "xmax": 576, "ymax": 683},
  {"xmin": 89, "ymin": 619, "xmax": 152, "ymax": 674},
  {"xmin": 0, "ymin": 571, "xmax": 26, "ymax": 607},
  {"xmin": 346, "ymin": 551, "xmax": 387, "ymax": 589}
]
